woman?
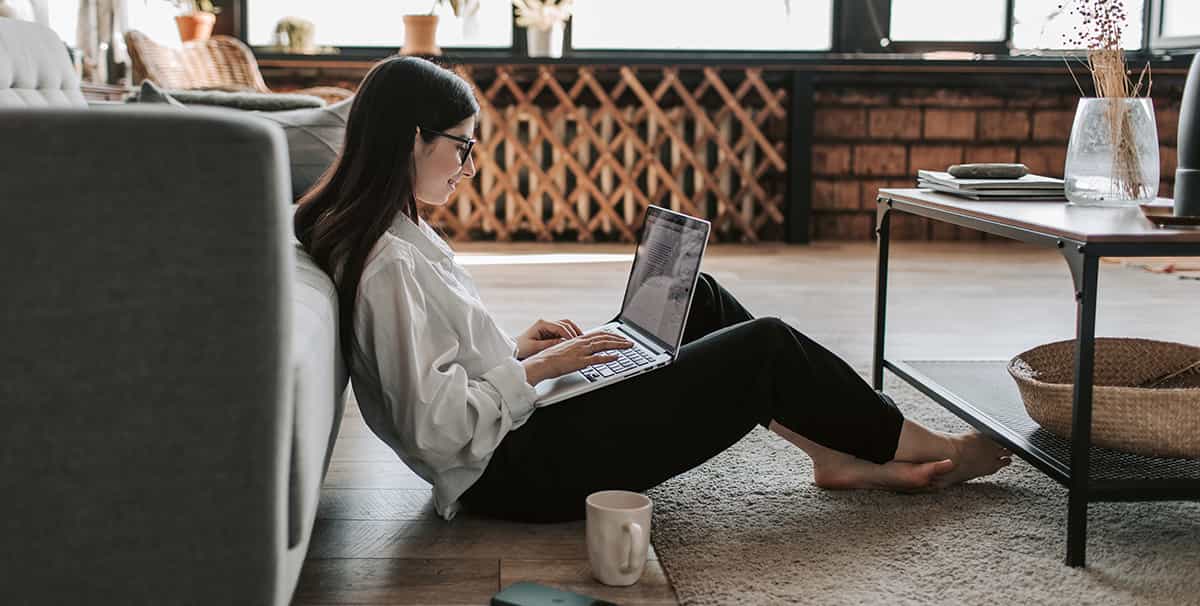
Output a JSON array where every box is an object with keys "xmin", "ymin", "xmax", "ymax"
[{"xmin": 295, "ymin": 57, "xmax": 1011, "ymax": 523}]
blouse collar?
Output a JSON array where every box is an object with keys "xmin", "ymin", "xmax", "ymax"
[{"xmin": 388, "ymin": 212, "xmax": 454, "ymax": 262}]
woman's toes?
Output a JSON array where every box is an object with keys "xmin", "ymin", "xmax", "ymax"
[{"xmin": 931, "ymin": 435, "xmax": 1015, "ymax": 488}]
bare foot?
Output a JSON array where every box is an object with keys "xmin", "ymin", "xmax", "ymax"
[
  {"xmin": 814, "ymin": 457, "xmax": 957, "ymax": 492},
  {"xmin": 931, "ymin": 432, "xmax": 1012, "ymax": 488}
]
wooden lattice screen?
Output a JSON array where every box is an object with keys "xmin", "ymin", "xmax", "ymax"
[{"xmin": 426, "ymin": 65, "xmax": 790, "ymax": 242}]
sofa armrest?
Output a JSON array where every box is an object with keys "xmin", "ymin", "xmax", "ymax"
[{"xmin": 0, "ymin": 106, "xmax": 296, "ymax": 605}]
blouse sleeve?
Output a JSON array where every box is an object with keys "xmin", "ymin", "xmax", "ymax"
[{"xmin": 357, "ymin": 257, "xmax": 538, "ymax": 472}]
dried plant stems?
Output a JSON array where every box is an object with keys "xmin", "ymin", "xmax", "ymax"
[
  {"xmin": 1091, "ymin": 50, "xmax": 1154, "ymax": 199},
  {"xmin": 1065, "ymin": 0, "xmax": 1154, "ymax": 200}
]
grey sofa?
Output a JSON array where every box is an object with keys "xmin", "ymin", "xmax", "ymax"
[{"xmin": 0, "ymin": 16, "xmax": 348, "ymax": 606}]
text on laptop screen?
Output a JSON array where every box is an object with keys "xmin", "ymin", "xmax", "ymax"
[{"xmin": 618, "ymin": 210, "xmax": 708, "ymax": 349}]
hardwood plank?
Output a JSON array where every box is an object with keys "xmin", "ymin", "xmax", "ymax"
[
  {"xmin": 322, "ymin": 461, "xmax": 432, "ymax": 490},
  {"xmin": 334, "ymin": 417, "xmax": 375, "ymax": 439},
  {"xmin": 329, "ymin": 436, "xmax": 401, "ymax": 462},
  {"xmin": 307, "ymin": 518, "xmax": 593, "ymax": 560},
  {"xmin": 292, "ymin": 558, "xmax": 497, "ymax": 606},
  {"xmin": 318, "ymin": 489, "xmax": 439, "ymax": 522},
  {"xmin": 500, "ymin": 559, "xmax": 677, "ymax": 606}
]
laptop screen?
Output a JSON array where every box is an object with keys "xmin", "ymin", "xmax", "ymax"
[{"xmin": 618, "ymin": 207, "xmax": 710, "ymax": 351}]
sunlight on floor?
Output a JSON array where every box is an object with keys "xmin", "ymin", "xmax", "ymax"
[{"xmin": 454, "ymin": 252, "xmax": 634, "ymax": 266}]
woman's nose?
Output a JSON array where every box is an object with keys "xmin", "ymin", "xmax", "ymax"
[{"xmin": 462, "ymin": 153, "xmax": 477, "ymax": 178}]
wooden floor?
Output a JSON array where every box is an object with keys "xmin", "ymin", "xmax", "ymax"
[{"xmin": 292, "ymin": 241, "xmax": 1199, "ymax": 606}]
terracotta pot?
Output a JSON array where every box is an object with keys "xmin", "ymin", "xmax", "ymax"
[
  {"xmin": 401, "ymin": 15, "xmax": 441, "ymax": 56},
  {"xmin": 175, "ymin": 12, "xmax": 216, "ymax": 43}
]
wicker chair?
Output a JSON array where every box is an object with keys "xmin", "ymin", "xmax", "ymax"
[{"xmin": 124, "ymin": 30, "xmax": 353, "ymax": 105}]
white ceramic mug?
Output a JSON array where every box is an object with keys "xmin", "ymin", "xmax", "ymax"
[{"xmin": 586, "ymin": 490, "xmax": 652, "ymax": 586}]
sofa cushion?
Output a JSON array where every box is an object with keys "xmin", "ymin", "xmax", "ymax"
[
  {"xmin": 0, "ymin": 17, "xmax": 86, "ymax": 107},
  {"xmin": 128, "ymin": 79, "xmax": 186, "ymax": 107},
  {"xmin": 127, "ymin": 81, "xmax": 350, "ymax": 200},
  {"xmin": 161, "ymin": 87, "xmax": 325, "ymax": 110},
  {"xmin": 256, "ymin": 99, "xmax": 351, "ymax": 200}
]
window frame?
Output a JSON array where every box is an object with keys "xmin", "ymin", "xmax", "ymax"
[
  {"xmin": 882, "ymin": 0, "xmax": 1013, "ymax": 55},
  {"xmin": 233, "ymin": 0, "xmax": 521, "ymax": 55},
  {"xmin": 235, "ymin": 0, "xmax": 838, "ymax": 58},
  {"xmin": 234, "ymin": 0, "xmax": 1189, "ymax": 60}
]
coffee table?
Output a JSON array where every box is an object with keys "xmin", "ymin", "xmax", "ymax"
[{"xmin": 872, "ymin": 188, "xmax": 1200, "ymax": 567}]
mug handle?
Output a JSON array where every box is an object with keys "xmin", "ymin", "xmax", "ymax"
[{"xmin": 620, "ymin": 521, "xmax": 648, "ymax": 574}]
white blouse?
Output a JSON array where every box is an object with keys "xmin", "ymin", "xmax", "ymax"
[{"xmin": 346, "ymin": 212, "xmax": 538, "ymax": 520}]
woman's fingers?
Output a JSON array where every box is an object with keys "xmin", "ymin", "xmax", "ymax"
[
  {"xmin": 583, "ymin": 335, "xmax": 633, "ymax": 352},
  {"xmin": 535, "ymin": 319, "xmax": 568, "ymax": 339},
  {"xmin": 582, "ymin": 332, "xmax": 628, "ymax": 344},
  {"xmin": 561, "ymin": 319, "xmax": 582, "ymax": 337},
  {"xmin": 553, "ymin": 320, "xmax": 579, "ymax": 339}
]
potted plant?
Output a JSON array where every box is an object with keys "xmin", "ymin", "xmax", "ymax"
[
  {"xmin": 274, "ymin": 17, "xmax": 317, "ymax": 54},
  {"xmin": 1061, "ymin": 0, "xmax": 1158, "ymax": 207},
  {"xmin": 173, "ymin": 0, "xmax": 220, "ymax": 43},
  {"xmin": 402, "ymin": 0, "xmax": 473, "ymax": 56},
  {"xmin": 513, "ymin": 0, "xmax": 574, "ymax": 58}
]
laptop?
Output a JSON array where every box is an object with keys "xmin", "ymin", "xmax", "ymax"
[{"xmin": 534, "ymin": 205, "xmax": 711, "ymax": 405}]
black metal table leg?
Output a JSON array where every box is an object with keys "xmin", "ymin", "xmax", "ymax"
[
  {"xmin": 872, "ymin": 200, "xmax": 892, "ymax": 391},
  {"xmin": 1064, "ymin": 249, "xmax": 1100, "ymax": 567}
]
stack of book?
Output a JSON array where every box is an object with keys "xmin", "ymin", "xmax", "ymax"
[{"xmin": 917, "ymin": 170, "xmax": 1066, "ymax": 201}]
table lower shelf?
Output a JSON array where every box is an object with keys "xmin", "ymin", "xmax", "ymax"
[{"xmin": 884, "ymin": 359, "xmax": 1200, "ymax": 501}]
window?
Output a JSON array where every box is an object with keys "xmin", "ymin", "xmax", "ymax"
[
  {"xmin": 1012, "ymin": 0, "xmax": 1143, "ymax": 50},
  {"xmin": 889, "ymin": 0, "xmax": 1007, "ymax": 42},
  {"xmin": 570, "ymin": 0, "xmax": 833, "ymax": 51},
  {"xmin": 46, "ymin": 0, "xmax": 190, "ymax": 49},
  {"xmin": 245, "ymin": 0, "xmax": 512, "ymax": 48},
  {"xmin": 45, "ymin": 0, "xmax": 76, "ymax": 46},
  {"xmin": 1161, "ymin": 0, "xmax": 1200, "ymax": 38},
  {"xmin": 1151, "ymin": 0, "xmax": 1200, "ymax": 49}
]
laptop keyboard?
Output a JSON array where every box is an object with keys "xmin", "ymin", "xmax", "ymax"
[{"xmin": 580, "ymin": 340, "xmax": 656, "ymax": 382}]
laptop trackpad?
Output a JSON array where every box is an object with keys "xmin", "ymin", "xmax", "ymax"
[{"xmin": 534, "ymin": 371, "xmax": 590, "ymax": 405}]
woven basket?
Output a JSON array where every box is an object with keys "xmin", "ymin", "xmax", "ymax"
[{"xmin": 1008, "ymin": 338, "xmax": 1200, "ymax": 459}]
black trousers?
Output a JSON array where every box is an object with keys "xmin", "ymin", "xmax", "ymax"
[{"xmin": 460, "ymin": 272, "xmax": 904, "ymax": 522}]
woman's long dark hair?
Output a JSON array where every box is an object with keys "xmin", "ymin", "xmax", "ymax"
[{"xmin": 294, "ymin": 56, "xmax": 479, "ymax": 359}]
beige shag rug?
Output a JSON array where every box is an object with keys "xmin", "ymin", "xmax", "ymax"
[{"xmin": 645, "ymin": 376, "xmax": 1200, "ymax": 606}]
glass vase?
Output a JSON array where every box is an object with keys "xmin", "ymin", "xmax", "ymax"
[{"xmin": 1064, "ymin": 97, "xmax": 1160, "ymax": 207}]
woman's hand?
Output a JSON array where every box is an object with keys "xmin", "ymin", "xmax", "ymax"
[
  {"xmin": 521, "ymin": 332, "xmax": 634, "ymax": 386},
  {"xmin": 514, "ymin": 318, "xmax": 583, "ymax": 360}
]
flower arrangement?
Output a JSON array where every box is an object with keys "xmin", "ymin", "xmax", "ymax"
[
  {"xmin": 274, "ymin": 16, "xmax": 315, "ymax": 52},
  {"xmin": 428, "ymin": 0, "xmax": 477, "ymax": 17},
  {"xmin": 1063, "ymin": 0, "xmax": 1149, "ymax": 98},
  {"xmin": 513, "ymin": 0, "xmax": 575, "ymax": 31},
  {"xmin": 1063, "ymin": 0, "xmax": 1154, "ymax": 201}
]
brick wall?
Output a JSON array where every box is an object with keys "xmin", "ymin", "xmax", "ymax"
[
  {"xmin": 264, "ymin": 62, "xmax": 1187, "ymax": 243},
  {"xmin": 811, "ymin": 82, "xmax": 1183, "ymax": 241}
]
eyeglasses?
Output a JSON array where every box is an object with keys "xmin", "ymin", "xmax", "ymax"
[{"xmin": 423, "ymin": 127, "xmax": 476, "ymax": 166}]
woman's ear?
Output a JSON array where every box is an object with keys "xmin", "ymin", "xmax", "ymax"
[{"xmin": 412, "ymin": 126, "xmax": 425, "ymax": 156}]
